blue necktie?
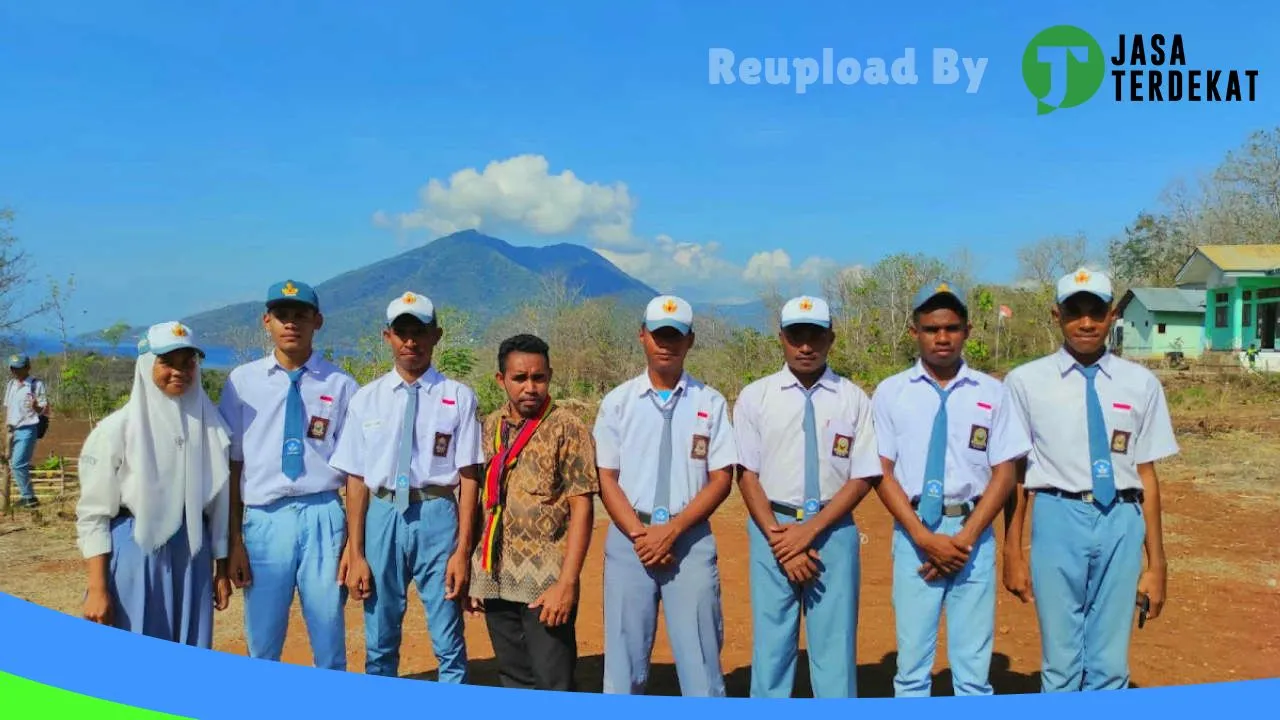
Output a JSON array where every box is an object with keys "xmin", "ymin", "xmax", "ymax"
[
  {"xmin": 801, "ymin": 387, "xmax": 821, "ymax": 519},
  {"xmin": 394, "ymin": 383, "xmax": 419, "ymax": 514},
  {"xmin": 1077, "ymin": 364, "xmax": 1116, "ymax": 508},
  {"xmin": 918, "ymin": 381, "xmax": 956, "ymax": 528},
  {"xmin": 650, "ymin": 389, "xmax": 681, "ymax": 524},
  {"xmin": 282, "ymin": 367, "xmax": 306, "ymax": 481}
]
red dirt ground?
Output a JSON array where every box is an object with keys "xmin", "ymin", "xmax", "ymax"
[{"xmin": 3, "ymin": 414, "xmax": 1278, "ymax": 696}]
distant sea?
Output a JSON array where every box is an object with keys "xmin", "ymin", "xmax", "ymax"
[{"xmin": 4, "ymin": 334, "xmax": 242, "ymax": 371}]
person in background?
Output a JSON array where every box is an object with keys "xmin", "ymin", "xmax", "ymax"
[{"xmin": 4, "ymin": 352, "xmax": 50, "ymax": 509}]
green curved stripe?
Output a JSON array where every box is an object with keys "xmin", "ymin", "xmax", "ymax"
[{"xmin": 0, "ymin": 670, "xmax": 191, "ymax": 718}]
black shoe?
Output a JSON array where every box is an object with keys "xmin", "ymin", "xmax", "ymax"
[{"xmin": 18, "ymin": 497, "xmax": 39, "ymax": 509}]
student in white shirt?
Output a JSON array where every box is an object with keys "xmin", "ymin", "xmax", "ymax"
[
  {"xmin": 331, "ymin": 291, "xmax": 484, "ymax": 682},
  {"xmin": 871, "ymin": 282, "xmax": 1031, "ymax": 697},
  {"xmin": 593, "ymin": 295, "xmax": 738, "ymax": 697},
  {"xmin": 75, "ymin": 321, "xmax": 232, "ymax": 647},
  {"xmin": 4, "ymin": 352, "xmax": 50, "ymax": 509},
  {"xmin": 733, "ymin": 295, "xmax": 882, "ymax": 698},
  {"xmin": 1003, "ymin": 268, "xmax": 1177, "ymax": 692},
  {"xmin": 217, "ymin": 280, "xmax": 359, "ymax": 670}
]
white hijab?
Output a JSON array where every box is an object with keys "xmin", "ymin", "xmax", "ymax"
[{"xmin": 121, "ymin": 351, "xmax": 231, "ymax": 556}]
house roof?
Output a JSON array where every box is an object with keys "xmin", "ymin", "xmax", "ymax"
[
  {"xmin": 1174, "ymin": 244, "xmax": 1280, "ymax": 285},
  {"xmin": 1118, "ymin": 287, "xmax": 1206, "ymax": 316}
]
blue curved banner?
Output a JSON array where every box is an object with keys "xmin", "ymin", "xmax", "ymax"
[{"xmin": 0, "ymin": 591, "xmax": 1271, "ymax": 716}]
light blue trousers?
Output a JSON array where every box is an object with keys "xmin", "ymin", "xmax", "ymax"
[
  {"xmin": 362, "ymin": 493, "xmax": 467, "ymax": 682},
  {"xmin": 891, "ymin": 516, "xmax": 996, "ymax": 697},
  {"xmin": 747, "ymin": 510, "xmax": 860, "ymax": 698},
  {"xmin": 9, "ymin": 425, "xmax": 37, "ymax": 501},
  {"xmin": 241, "ymin": 490, "xmax": 348, "ymax": 670},
  {"xmin": 1031, "ymin": 492, "xmax": 1146, "ymax": 692},
  {"xmin": 603, "ymin": 520, "xmax": 725, "ymax": 696}
]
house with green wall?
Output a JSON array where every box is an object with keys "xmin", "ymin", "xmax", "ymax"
[
  {"xmin": 1112, "ymin": 288, "xmax": 1206, "ymax": 359},
  {"xmin": 1173, "ymin": 245, "xmax": 1280, "ymax": 359}
]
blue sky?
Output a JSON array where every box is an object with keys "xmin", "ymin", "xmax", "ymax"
[{"xmin": 2, "ymin": 1, "xmax": 1277, "ymax": 337}]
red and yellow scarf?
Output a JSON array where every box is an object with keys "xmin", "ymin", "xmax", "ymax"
[{"xmin": 478, "ymin": 397, "xmax": 552, "ymax": 573}]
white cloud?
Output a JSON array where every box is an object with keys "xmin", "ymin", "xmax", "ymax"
[
  {"xmin": 377, "ymin": 154, "xmax": 841, "ymax": 303},
  {"xmin": 376, "ymin": 154, "xmax": 641, "ymax": 250}
]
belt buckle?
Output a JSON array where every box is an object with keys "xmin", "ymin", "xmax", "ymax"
[{"xmin": 1080, "ymin": 491, "xmax": 1095, "ymax": 503}]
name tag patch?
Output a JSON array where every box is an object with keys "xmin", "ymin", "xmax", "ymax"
[
  {"xmin": 306, "ymin": 416, "xmax": 330, "ymax": 440},
  {"xmin": 1111, "ymin": 429, "xmax": 1131, "ymax": 454},
  {"xmin": 433, "ymin": 432, "xmax": 451, "ymax": 457},
  {"xmin": 968, "ymin": 425, "xmax": 989, "ymax": 452},
  {"xmin": 832, "ymin": 433, "xmax": 852, "ymax": 458},
  {"xmin": 691, "ymin": 434, "xmax": 709, "ymax": 460}
]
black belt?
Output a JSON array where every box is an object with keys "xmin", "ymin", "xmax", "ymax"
[
  {"xmin": 769, "ymin": 500, "xmax": 828, "ymax": 520},
  {"xmin": 910, "ymin": 495, "xmax": 981, "ymax": 519},
  {"xmin": 1034, "ymin": 488, "xmax": 1144, "ymax": 504},
  {"xmin": 374, "ymin": 485, "xmax": 455, "ymax": 504}
]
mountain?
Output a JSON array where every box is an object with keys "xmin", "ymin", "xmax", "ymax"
[{"xmin": 147, "ymin": 230, "xmax": 661, "ymax": 351}]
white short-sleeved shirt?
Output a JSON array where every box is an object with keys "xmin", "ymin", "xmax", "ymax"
[
  {"xmin": 593, "ymin": 371, "xmax": 738, "ymax": 516},
  {"xmin": 733, "ymin": 365, "xmax": 881, "ymax": 507},
  {"xmin": 217, "ymin": 353, "xmax": 360, "ymax": 507},
  {"xmin": 872, "ymin": 361, "xmax": 1031, "ymax": 503},
  {"xmin": 329, "ymin": 366, "xmax": 484, "ymax": 492},
  {"xmin": 1004, "ymin": 347, "xmax": 1180, "ymax": 494},
  {"xmin": 5, "ymin": 377, "xmax": 48, "ymax": 429}
]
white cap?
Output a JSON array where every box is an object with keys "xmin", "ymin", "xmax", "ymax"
[
  {"xmin": 644, "ymin": 295, "xmax": 693, "ymax": 335},
  {"xmin": 1056, "ymin": 268, "xmax": 1113, "ymax": 304},
  {"xmin": 386, "ymin": 291, "xmax": 435, "ymax": 325},
  {"xmin": 138, "ymin": 321, "xmax": 203, "ymax": 357},
  {"xmin": 779, "ymin": 295, "xmax": 831, "ymax": 328}
]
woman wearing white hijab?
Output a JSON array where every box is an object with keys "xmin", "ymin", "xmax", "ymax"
[{"xmin": 75, "ymin": 321, "xmax": 233, "ymax": 647}]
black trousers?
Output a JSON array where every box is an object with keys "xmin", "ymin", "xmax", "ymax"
[{"xmin": 483, "ymin": 598, "xmax": 578, "ymax": 691}]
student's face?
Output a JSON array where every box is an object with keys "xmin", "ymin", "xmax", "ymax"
[
  {"xmin": 911, "ymin": 307, "xmax": 970, "ymax": 368},
  {"xmin": 497, "ymin": 351, "xmax": 552, "ymax": 419},
  {"xmin": 264, "ymin": 303, "xmax": 323, "ymax": 354},
  {"xmin": 1053, "ymin": 293, "xmax": 1116, "ymax": 356},
  {"xmin": 384, "ymin": 316, "xmax": 441, "ymax": 374},
  {"xmin": 779, "ymin": 323, "xmax": 834, "ymax": 376},
  {"xmin": 153, "ymin": 349, "xmax": 198, "ymax": 398},
  {"xmin": 9, "ymin": 366, "xmax": 28, "ymax": 381},
  {"xmin": 639, "ymin": 326, "xmax": 694, "ymax": 374}
]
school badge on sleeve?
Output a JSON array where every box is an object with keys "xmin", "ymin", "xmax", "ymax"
[
  {"xmin": 968, "ymin": 425, "xmax": 989, "ymax": 451},
  {"xmin": 433, "ymin": 432, "xmax": 452, "ymax": 457},
  {"xmin": 832, "ymin": 433, "xmax": 852, "ymax": 458},
  {"xmin": 690, "ymin": 434, "xmax": 709, "ymax": 460},
  {"xmin": 1111, "ymin": 429, "xmax": 1131, "ymax": 454}
]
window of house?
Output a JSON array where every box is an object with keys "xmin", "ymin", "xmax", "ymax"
[
  {"xmin": 1215, "ymin": 292, "xmax": 1229, "ymax": 303},
  {"xmin": 1244, "ymin": 304, "xmax": 1253, "ymax": 328},
  {"xmin": 1157, "ymin": 323, "xmax": 1166, "ymax": 334},
  {"xmin": 1244, "ymin": 290, "xmax": 1253, "ymax": 300},
  {"xmin": 1215, "ymin": 306, "xmax": 1228, "ymax": 327}
]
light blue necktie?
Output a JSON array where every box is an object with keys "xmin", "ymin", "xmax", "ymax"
[
  {"xmin": 650, "ymin": 388, "xmax": 682, "ymax": 524},
  {"xmin": 801, "ymin": 387, "xmax": 821, "ymax": 518},
  {"xmin": 918, "ymin": 381, "xmax": 956, "ymax": 528},
  {"xmin": 1077, "ymin": 364, "xmax": 1116, "ymax": 508},
  {"xmin": 281, "ymin": 367, "xmax": 306, "ymax": 481},
  {"xmin": 394, "ymin": 383, "xmax": 419, "ymax": 514}
]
